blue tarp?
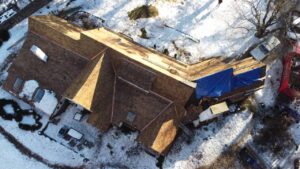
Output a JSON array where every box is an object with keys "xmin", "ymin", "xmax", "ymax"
[
  {"xmin": 195, "ymin": 68, "xmax": 233, "ymax": 99},
  {"xmin": 232, "ymin": 67, "xmax": 262, "ymax": 89},
  {"xmin": 195, "ymin": 67, "xmax": 263, "ymax": 99}
]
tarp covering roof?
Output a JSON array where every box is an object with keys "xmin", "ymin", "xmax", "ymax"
[{"xmin": 195, "ymin": 67, "xmax": 264, "ymax": 99}]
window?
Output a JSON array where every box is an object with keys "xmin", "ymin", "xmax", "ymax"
[
  {"xmin": 13, "ymin": 77, "xmax": 23, "ymax": 91},
  {"xmin": 33, "ymin": 88, "xmax": 45, "ymax": 103},
  {"xmin": 30, "ymin": 45, "xmax": 48, "ymax": 62},
  {"xmin": 259, "ymin": 45, "xmax": 269, "ymax": 55},
  {"xmin": 126, "ymin": 112, "xmax": 136, "ymax": 123}
]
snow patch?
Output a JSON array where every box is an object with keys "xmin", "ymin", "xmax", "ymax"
[
  {"xmin": 34, "ymin": 90, "xmax": 58, "ymax": 116},
  {"xmin": 20, "ymin": 115, "xmax": 36, "ymax": 126},
  {"xmin": 290, "ymin": 121, "xmax": 300, "ymax": 145},
  {"xmin": 19, "ymin": 80, "xmax": 39, "ymax": 100},
  {"xmin": 3, "ymin": 104, "xmax": 15, "ymax": 115},
  {"xmin": 255, "ymin": 59, "xmax": 282, "ymax": 107}
]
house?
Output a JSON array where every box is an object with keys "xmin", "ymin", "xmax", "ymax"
[{"xmin": 3, "ymin": 15, "xmax": 266, "ymax": 156}]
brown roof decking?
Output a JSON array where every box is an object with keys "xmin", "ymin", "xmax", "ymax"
[
  {"xmin": 5, "ymin": 31, "xmax": 89, "ymax": 95},
  {"xmin": 64, "ymin": 52, "xmax": 107, "ymax": 110},
  {"xmin": 113, "ymin": 78, "xmax": 171, "ymax": 130},
  {"xmin": 137, "ymin": 104, "xmax": 180, "ymax": 155},
  {"xmin": 29, "ymin": 15, "xmax": 107, "ymax": 60}
]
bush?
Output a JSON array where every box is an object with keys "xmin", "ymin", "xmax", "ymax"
[
  {"xmin": 128, "ymin": 5, "xmax": 158, "ymax": 20},
  {"xmin": 0, "ymin": 29, "xmax": 10, "ymax": 42}
]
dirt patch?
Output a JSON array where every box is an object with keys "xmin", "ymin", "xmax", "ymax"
[
  {"xmin": 198, "ymin": 143, "xmax": 246, "ymax": 169},
  {"xmin": 253, "ymin": 111, "xmax": 294, "ymax": 155},
  {"xmin": 128, "ymin": 5, "xmax": 158, "ymax": 20}
]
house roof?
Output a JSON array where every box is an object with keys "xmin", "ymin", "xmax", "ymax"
[{"xmin": 4, "ymin": 15, "xmax": 266, "ymax": 156}]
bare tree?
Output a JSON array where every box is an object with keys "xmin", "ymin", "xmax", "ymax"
[{"xmin": 237, "ymin": 0, "xmax": 289, "ymax": 38}]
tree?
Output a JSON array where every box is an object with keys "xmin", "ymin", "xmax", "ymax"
[{"xmin": 237, "ymin": 0, "xmax": 289, "ymax": 38}]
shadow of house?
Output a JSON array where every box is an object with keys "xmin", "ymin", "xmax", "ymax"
[{"xmin": 3, "ymin": 15, "xmax": 266, "ymax": 156}]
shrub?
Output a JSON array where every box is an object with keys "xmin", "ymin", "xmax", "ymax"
[
  {"xmin": 128, "ymin": 5, "xmax": 158, "ymax": 20},
  {"xmin": 0, "ymin": 29, "xmax": 10, "ymax": 42}
]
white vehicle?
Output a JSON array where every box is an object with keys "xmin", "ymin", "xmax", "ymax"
[
  {"xmin": 193, "ymin": 102, "xmax": 229, "ymax": 127},
  {"xmin": 250, "ymin": 36, "xmax": 281, "ymax": 61}
]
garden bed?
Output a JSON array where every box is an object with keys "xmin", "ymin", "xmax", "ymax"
[{"xmin": 0, "ymin": 99, "xmax": 42, "ymax": 131}]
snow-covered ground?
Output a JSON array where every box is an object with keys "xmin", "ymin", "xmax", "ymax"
[
  {"xmin": 1, "ymin": 0, "xmax": 262, "ymax": 64},
  {"xmin": 87, "ymin": 128, "xmax": 158, "ymax": 169},
  {"xmin": 164, "ymin": 111, "xmax": 252, "ymax": 169},
  {"xmin": 34, "ymin": 90, "xmax": 58, "ymax": 116},
  {"xmin": 0, "ymin": 89, "xmax": 85, "ymax": 167},
  {"xmin": 0, "ymin": 0, "xmax": 15, "ymax": 12},
  {"xmin": 0, "ymin": 0, "xmax": 294, "ymax": 168},
  {"xmin": 0, "ymin": 134, "xmax": 50, "ymax": 169},
  {"xmin": 65, "ymin": 0, "xmax": 259, "ymax": 63},
  {"xmin": 255, "ymin": 59, "xmax": 283, "ymax": 107},
  {"xmin": 19, "ymin": 80, "xmax": 39, "ymax": 99}
]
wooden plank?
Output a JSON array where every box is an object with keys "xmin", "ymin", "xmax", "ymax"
[
  {"xmin": 187, "ymin": 58, "xmax": 223, "ymax": 76},
  {"xmin": 234, "ymin": 62, "xmax": 266, "ymax": 75},
  {"xmin": 230, "ymin": 57, "xmax": 255, "ymax": 68},
  {"xmin": 188, "ymin": 62, "xmax": 231, "ymax": 81},
  {"xmin": 187, "ymin": 58, "xmax": 220, "ymax": 71},
  {"xmin": 231, "ymin": 58, "xmax": 261, "ymax": 71}
]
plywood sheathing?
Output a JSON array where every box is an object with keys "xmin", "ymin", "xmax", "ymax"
[
  {"xmin": 116, "ymin": 58, "xmax": 157, "ymax": 91},
  {"xmin": 64, "ymin": 51, "xmax": 115, "ymax": 132},
  {"xmin": 82, "ymin": 28, "xmax": 197, "ymax": 88},
  {"xmin": 107, "ymin": 49, "xmax": 195, "ymax": 120},
  {"xmin": 29, "ymin": 15, "xmax": 107, "ymax": 60},
  {"xmin": 112, "ymin": 77, "xmax": 171, "ymax": 130},
  {"xmin": 137, "ymin": 105, "xmax": 179, "ymax": 155},
  {"xmin": 64, "ymin": 51, "xmax": 106, "ymax": 110}
]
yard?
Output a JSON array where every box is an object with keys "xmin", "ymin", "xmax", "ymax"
[{"xmin": 0, "ymin": 0, "xmax": 299, "ymax": 169}]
